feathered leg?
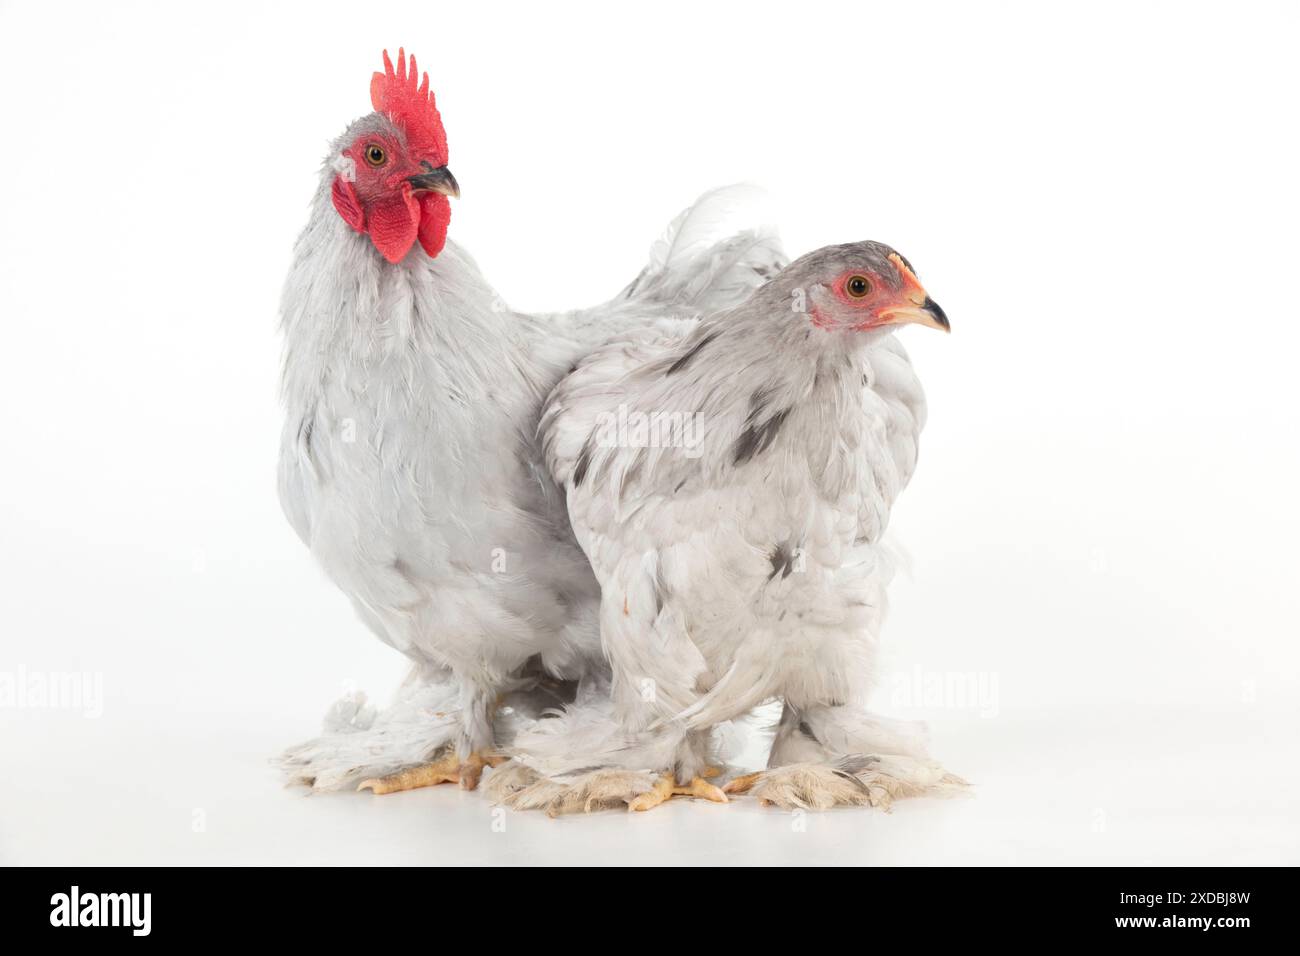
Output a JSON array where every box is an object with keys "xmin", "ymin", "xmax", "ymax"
[
  {"xmin": 723, "ymin": 702, "xmax": 967, "ymax": 810},
  {"xmin": 624, "ymin": 729, "xmax": 726, "ymax": 810},
  {"xmin": 487, "ymin": 684, "xmax": 730, "ymax": 815},
  {"xmin": 278, "ymin": 673, "xmax": 461, "ymax": 792},
  {"xmin": 358, "ymin": 681, "xmax": 505, "ymax": 793}
]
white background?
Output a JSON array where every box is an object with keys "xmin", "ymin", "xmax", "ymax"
[{"xmin": 1, "ymin": 0, "xmax": 1297, "ymax": 865}]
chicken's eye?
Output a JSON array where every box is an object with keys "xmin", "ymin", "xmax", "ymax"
[
  {"xmin": 364, "ymin": 144, "xmax": 387, "ymax": 167},
  {"xmin": 845, "ymin": 274, "xmax": 873, "ymax": 298}
]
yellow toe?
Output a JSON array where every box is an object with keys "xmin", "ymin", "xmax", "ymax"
[
  {"xmin": 358, "ymin": 751, "xmax": 504, "ymax": 795},
  {"xmin": 628, "ymin": 773, "xmax": 729, "ymax": 811},
  {"xmin": 722, "ymin": 771, "xmax": 763, "ymax": 795}
]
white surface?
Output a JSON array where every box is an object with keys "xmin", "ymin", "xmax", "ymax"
[{"xmin": 1, "ymin": 0, "xmax": 1297, "ymax": 865}]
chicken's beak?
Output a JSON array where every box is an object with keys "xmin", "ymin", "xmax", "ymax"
[
  {"xmin": 876, "ymin": 251, "xmax": 950, "ymax": 332},
  {"xmin": 878, "ymin": 296, "xmax": 950, "ymax": 332},
  {"xmin": 407, "ymin": 166, "xmax": 460, "ymax": 199}
]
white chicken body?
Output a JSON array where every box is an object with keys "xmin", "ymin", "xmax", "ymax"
[
  {"xmin": 280, "ymin": 232, "xmax": 596, "ymax": 746},
  {"xmin": 276, "ymin": 111, "xmax": 785, "ymax": 782}
]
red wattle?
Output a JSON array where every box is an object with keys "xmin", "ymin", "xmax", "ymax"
[
  {"xmin": 417, "ymin": 192, "xmax": 451, "ymax": 259},
  {"xmin": 331, "ymin": 177, "xmax": 366, "ymax": 233},
  {"xmin": 367, "ymin": 189, "xmax": 421, "ymax": 263}
]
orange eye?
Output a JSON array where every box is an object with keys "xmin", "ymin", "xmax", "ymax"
[
  {"xmin": 845, "ymin": 274, "xmax": 872, "ymax": 298},
  {"xmin": 364, "ymin": 144, "xmax": 386, "ymax": 167}
]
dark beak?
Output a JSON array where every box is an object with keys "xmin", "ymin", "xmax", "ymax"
[
  {"xmin": 407, "ymin": 166, "xmax": 460, "ymax": 199},
  {"xmin": 922, "ymin": 296, "xmax": 950, "ymax": 332}
]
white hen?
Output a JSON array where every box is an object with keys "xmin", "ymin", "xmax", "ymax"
[{"xmin": 491, "ymin": 241, "xmax": 965, "ymax": 813}]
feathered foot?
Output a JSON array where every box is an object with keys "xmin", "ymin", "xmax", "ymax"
[
  {"xmin": 486, "ymin": 763, "xmax": 727, "ymax": 815},
  {"xmin": 723, "ymin": 755, "xmax": 968, "ymax": 811},
  {"xmin": 627, "ymin": 771, "xmax": 729, "ymax": 812},
  {"xmin": 357, "ymin": 750, "xmax": 507, "ymax": 794}
]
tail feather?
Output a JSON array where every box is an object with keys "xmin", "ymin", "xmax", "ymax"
[
  {"xmin": 542, "ymin": 183, "xmax": 787, "ymax": 375},
  {"xmin": 619, "ymin": 183, "xmax": 786, "ymax": 311}
]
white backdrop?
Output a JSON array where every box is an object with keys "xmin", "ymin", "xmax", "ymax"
[{"xmin": 1, "ymin": 0, "xmax": 1296, "ymax": 865}]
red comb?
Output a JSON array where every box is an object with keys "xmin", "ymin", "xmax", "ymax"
[{"xmin": 370, "ymin": 48, "xmax": 447, "ymax": 161}]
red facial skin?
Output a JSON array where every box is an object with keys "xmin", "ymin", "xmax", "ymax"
[
  {"xmin": 810, "ymin": 261, "xmax": 930, "ymax": 332},
  {"xmin": 331, "ymin": 134, "xmax": 451, "ymax": 263},
  {"xmin": 810, "ymin": 270, "xmax": 893, "ymax": 331}
]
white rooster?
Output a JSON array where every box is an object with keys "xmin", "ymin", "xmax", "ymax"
[
  {"xmin": 276, "ymin": 49, "xmax": 785, "ymax": 792},
  {"xmin": 490, "ymin": 241, "xmax": 965, "ymax": 812}
]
